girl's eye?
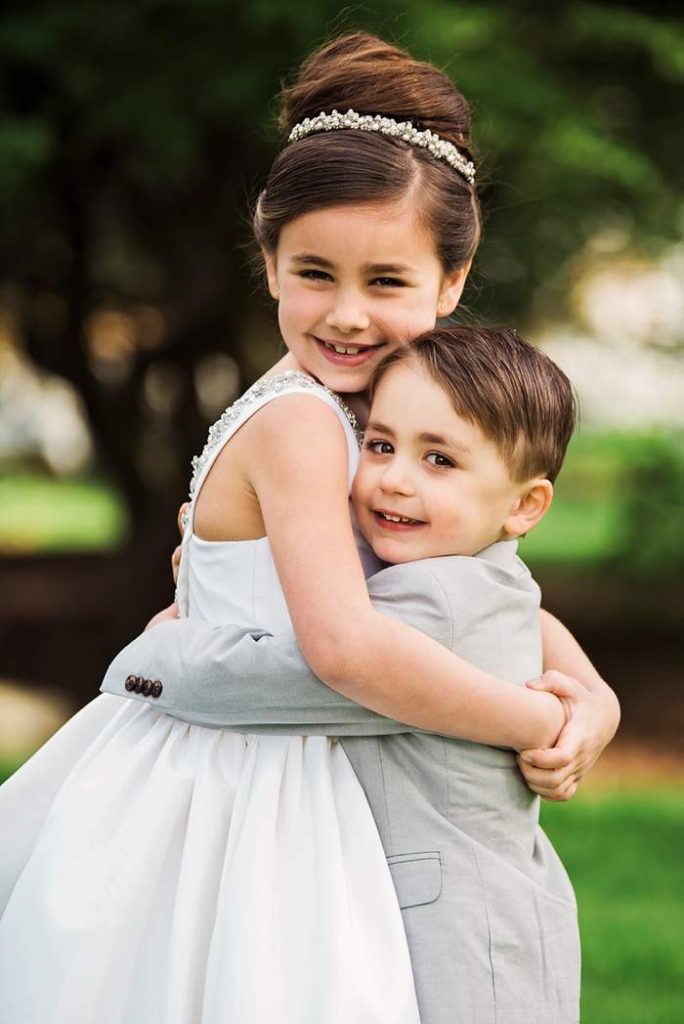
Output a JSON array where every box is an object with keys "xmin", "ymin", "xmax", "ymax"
[
  {"xmin": 365, "ymin": 439, "xmax": 394, "ymax": 455},
  {"xmin": 372, "ymin": 277, "xmax": 405, "ymax": 289},
  {"xmin": 426, "ymin": 452, "xmax": 455, "ymax": 468},
  {"xmin": 299, "ymin": 269, "xmax": 332, "ymax": 281}
]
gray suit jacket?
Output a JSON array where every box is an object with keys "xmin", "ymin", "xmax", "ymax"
[{"xmin": 101, "ymin": 542, "xmax": 580, "ymax": 1024}]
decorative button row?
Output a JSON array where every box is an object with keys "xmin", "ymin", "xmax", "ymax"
[{"xmin": 125, "ymin": 674, "xmax": 163, "ymax": 698}]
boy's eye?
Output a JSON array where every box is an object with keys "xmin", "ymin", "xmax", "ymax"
[
  {"xmin": 365, "ymin": 439, "xmax": 394, "ymax": 455},
  {"xmin": 426, "ymin": 452, "xmax": 455, "ymax": 468}
]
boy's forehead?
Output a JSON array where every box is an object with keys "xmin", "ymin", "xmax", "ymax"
[
  {"xmin": 371, "ymin": 361, "xmax": 455, "ymax": 428},
  {"xmin": 370, "ymin": 361, "xmax": 510, "ymax": 464}
]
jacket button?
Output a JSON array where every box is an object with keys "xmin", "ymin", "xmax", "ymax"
[
  {"xmin": 125, "ymin": 675, "xmax": 137, "ymax": 692},
  {"xmin": 141, "ymin": 679, "xmax": 152, "ymax": 697},
  {"xmin": 133, "ymin": 677, "xmax": 144, "ymax": 693},
  {"xmin": 151, "ymin": 681, "xmax": 163, "ymax": 698}
]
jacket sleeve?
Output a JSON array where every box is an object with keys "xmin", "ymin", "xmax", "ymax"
[{"xmin": 99, "ymin": 564, "xmax": 450, "ymax": 736}]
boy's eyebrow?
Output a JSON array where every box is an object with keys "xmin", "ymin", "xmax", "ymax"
[
  {"xmin": 420, "ymin": 431, "xmax": 472, "ymax": 454},
  {"xmin": 367, "ymin": 421, "xmax": 472, "ymax": 454},
  {"xmin": 366, "ymin": 420, "xmax": 395, "ymax": 436}
]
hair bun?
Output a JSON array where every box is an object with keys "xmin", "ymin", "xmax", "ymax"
[{"xmin": 279, "ymin": 32, "xmax": 474, "ymax": 158}]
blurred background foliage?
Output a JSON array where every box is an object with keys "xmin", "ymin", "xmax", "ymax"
[
  {"xmin": 0, "ymin": 0, "xmax": 682, "ymax": 568},
  {"xmin": 0, "ymin": 0, "xmax": 682, "ymax": 645}
]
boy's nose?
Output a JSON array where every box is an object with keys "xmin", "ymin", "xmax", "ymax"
[{"xmin": 379, "ymin": 462, "xmax": 415, "ymax": 496}]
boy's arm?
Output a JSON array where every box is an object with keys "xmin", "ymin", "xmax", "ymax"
[
  {"xmin": 101, "ymin": 564, "xmax": 452, "ymax": 736},
  {"xmin": 516, "ymin": 610, "xmax": 621, "ymax": 800}
]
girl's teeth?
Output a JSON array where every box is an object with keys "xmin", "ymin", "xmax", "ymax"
[
  {"xmin": 324, "ymin": 342, "xmax": 362, "ymax": 355},
  {"xmin": 381, "ymin": 512, "xmax": 415, "ymax": 524}
]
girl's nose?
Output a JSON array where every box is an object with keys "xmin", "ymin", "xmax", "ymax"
[{"xmin": 325, "ymin": 293, "xmax": 370, "ymax": 333}]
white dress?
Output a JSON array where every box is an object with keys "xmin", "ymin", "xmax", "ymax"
[{"xmin": 0, "ymin": 371, "xmax": 419, "ymax": 1024}]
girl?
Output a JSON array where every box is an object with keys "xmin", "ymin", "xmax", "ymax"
[{"xmin": 0, "ymin": 33, "xmax": 618, "ymax": 1024}]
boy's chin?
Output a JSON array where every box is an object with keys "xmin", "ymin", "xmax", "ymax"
[{"xmin": 367, "ymin": 537, "xmax": 422, "ymax": 566}]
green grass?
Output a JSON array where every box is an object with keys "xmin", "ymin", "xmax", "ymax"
[
  {"xmin": 0, "ymin": 473, "xmax": 129, "ymax": 552},
  {"xmin": 520, "ymin": 496, "xmax": 624, "ymax": 566},
  {"xmin": 541, "ymin": 790, "xmax": 684, "ymax": 1024}
]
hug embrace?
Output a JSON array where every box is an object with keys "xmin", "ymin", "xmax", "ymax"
[{"xmin": 0, "ymin": 32, "xmax": 619, "ymax": 1024}]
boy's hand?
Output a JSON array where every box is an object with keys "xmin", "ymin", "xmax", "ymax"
[
  {"xmin": 145, "ymin": 602, "xmax": 179, "ymax": 631},
  {"xmin": 145, "ymin": 503, "xmax": 189, "ymax": 628},
  {"xmin": 517, "ymin": 670, "xmax": 611, "ymax": 801}
]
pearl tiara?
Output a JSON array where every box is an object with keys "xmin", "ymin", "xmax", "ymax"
[{"xmin": 288, "ymin": 108, "xmax": 476, "ymax": 185}]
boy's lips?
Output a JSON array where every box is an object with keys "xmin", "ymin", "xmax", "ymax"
[
  {"xmin": 372, "ymin": 509, "xmax": 426, "ymax": 531},
  {"xmin": 313, "ymin": 336, "xmax": 384, "ymax": 367}
]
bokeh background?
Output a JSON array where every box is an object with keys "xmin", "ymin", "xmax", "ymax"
[{"xmin": 0, "ymin": 2, "xmax": 682, "ymax": 1020}]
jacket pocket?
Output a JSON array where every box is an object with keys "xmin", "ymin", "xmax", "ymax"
[{"xmin": 386, "ymin": 851, "xmax": 442, "ymax": 909}]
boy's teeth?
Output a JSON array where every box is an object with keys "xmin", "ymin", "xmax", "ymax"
[
  {"xmin": 380, "ymin": 512, "xmax": 415, "ymax": 524},
  {"xmin": 324, "ymin": 342, "xmax": 362, "ymax": 355}
]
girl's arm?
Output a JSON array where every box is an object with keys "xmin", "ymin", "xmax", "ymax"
[
  {"xmin": 246, "ymin": 395, "xmax": 571, "ymax": 752},
  {"xmin": 517, "ymin": 612, "xmax": 621, "ymax": 800}
]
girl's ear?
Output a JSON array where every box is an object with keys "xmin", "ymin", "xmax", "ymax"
[
  {"xmin": 503, "ymin": 479, "xmax": 554, "ymax": 539},
  {"xmin": 437, "ymin": 259, "xmax": 472, "ymax": 318},
  {"xmin": 262, "ymin": 249, "xmax": 280, "ymax": 300}
]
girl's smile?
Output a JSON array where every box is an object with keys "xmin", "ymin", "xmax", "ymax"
[
  {"xmin": 315, "ymin": 336, "xmax": 385, "ymax": 367},
  {"xmin": 263, "ymin": 198, "xmax": 468, "ymax": 393}
]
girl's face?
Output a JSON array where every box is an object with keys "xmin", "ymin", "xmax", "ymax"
[
  {"xmin": 352, "ymin": 359, "xmax": 527, "ymax": 563},
  {"xmin": 263, "ymin": 198, "xmax": 469, "ymax": 393}
]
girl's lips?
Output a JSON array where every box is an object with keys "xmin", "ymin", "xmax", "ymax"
[
  {"xmin": 314, "ymin": 337, "xmax": 383, "ymax": 367},
  {"xmin": 372, "ymin": 510, "xmax": 425, "ymax": 532}
]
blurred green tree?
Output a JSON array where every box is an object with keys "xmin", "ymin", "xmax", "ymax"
[{"xmin": 0, "ymin": 0, "xmax": 681, "ymax": 551}]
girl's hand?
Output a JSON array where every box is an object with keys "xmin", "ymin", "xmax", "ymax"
[
  {"xmin": 172, "ymin": 502, "xmax": 190, "ymax": 584},
  {"xmin": 145, "ymin": 603, "xmax": 179, "ymax": 631},
  {"xmin": 516, "ymin": 670, "xmax": 615, "ymax": 801}
]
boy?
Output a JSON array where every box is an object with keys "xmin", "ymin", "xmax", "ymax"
[{"xmin": 103, "ymin": 326, "xmax": 582, "ymax": 1023}]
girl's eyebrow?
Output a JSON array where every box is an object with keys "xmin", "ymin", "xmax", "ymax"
[
  {"xmin": 289, "ymin": 254, "xmax": 415, "ymax": 275},
  {"xmin": 363, "ymin": 262, "xmax": 414, "ymax": 275},
  {"xmin": 290, "ymin": 253, "xmax": 334, "ymax": 268}
]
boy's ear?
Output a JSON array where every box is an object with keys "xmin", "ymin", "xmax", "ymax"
[
  {"xmin": 262, "ymin": 249, "xmax": 280, "ymax": 300},
  {"xmin": 503, "ymin": 479, "xmax": 553, "ymax": 539},
  {"xmin": 437, "ymin": 259, "xmax": 472, "ymax": 318}
]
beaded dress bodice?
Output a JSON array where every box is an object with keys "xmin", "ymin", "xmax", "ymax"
[{"xmin": 175, "ymin": 371, "xmax": 365, "ymax": 632}]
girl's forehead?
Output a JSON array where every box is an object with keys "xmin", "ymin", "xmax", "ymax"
[{"xmin": 278, "ymin": 200, "xmax": 438, "ymax": 262}]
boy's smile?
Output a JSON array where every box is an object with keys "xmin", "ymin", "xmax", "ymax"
[{"xmin": 352, "ymin": 359, "xmax": 533, "ymax": 563}]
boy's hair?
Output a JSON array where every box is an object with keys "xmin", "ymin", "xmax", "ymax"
[{"xmin": 370, "ymin": 326, "xmax": 576, "ymax": 483}]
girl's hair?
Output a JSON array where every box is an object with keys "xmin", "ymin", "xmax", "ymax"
[
  {"xmin": 253, "ymin": 33, "xmax": 481, "ymax": 273},
  {"xmin": 370, "ymin": 327, "xmax": 576, "ymax": 483}
]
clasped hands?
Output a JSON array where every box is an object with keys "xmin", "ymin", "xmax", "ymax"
[{"xmin": 148, "ymin": 504, "xmax": 614, "ymax": 803}]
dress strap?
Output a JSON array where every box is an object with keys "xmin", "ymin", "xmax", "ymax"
[
  {"xmin": 188, "ymin": 370, "xmax": 361, "ymax": 503},
  {"xmin": 175, "ymin": 371, "xmax": 362, "ymax": 616}
]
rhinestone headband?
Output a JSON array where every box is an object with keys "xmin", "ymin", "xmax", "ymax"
[{"xmin": 288, "ymin": 108, "xmax": 476, "ymax": 185}]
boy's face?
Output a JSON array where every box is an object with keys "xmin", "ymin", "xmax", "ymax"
[{"xmin": 352, "ymin": 360, "xmax": 528, "ymax": 564}]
